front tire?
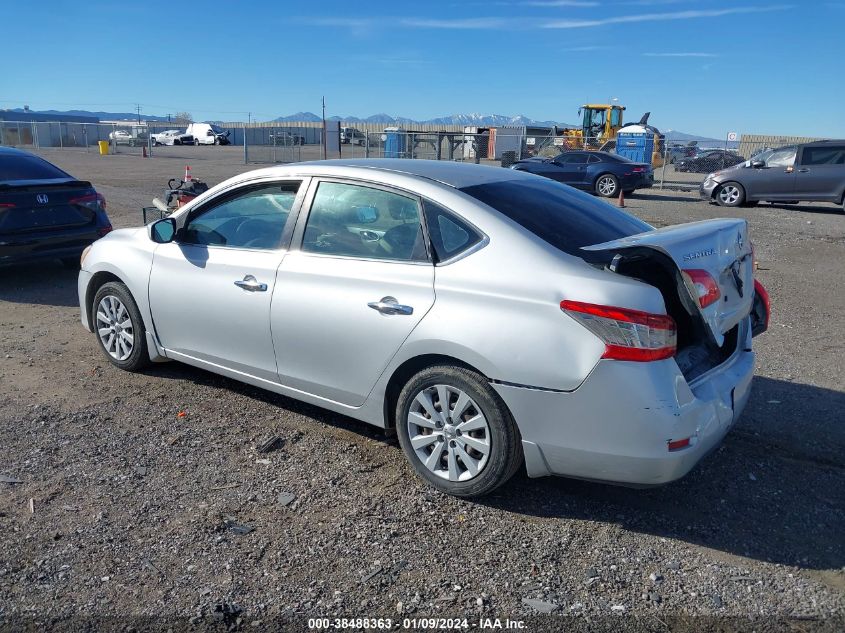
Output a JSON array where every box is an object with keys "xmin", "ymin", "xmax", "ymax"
[
  {"xmin": 595, "ymin": 173, "xmax": 619, "ymax": 197},
  {"xmin": 92, "ymin": 282, "xmax": 150, "ymax": 372},
  {"xmin": 716, "ymin": 182, "xmax": 745, "ymax": 207},
  {"xmin": 395, "ymin": 365, "xmax": 522, "ymax": 498}
]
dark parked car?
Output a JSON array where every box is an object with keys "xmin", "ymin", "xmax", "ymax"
[
  {"xmin": 677, "ymin": 149, "xmax": 745, "ymax": 173},
  {"xmin": 511, "ymin": 150, "xmax": 653, "ymax": 197},
  {"xmin": 701, "ymin": 140, "xmax": 845, "ymax": 208},
  {"xmin": 667, "ymin": 143, "xmax": 699, "ymax": 164},
  {"xmin": 0, "ymin": 147, "xmax": 112, "ymax": 267}
]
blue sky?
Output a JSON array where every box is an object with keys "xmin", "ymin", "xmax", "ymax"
[{"xmin": 2, "ymin": 1, "xmax": 843, "ymax": 138}]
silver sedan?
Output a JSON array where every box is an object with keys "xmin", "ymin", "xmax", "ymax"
[{"xmin": 78, "ymin": 160, "xmax": 769, "ymax": 497}]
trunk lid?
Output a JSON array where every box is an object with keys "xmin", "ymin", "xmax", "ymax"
[
  {"xmin": 583, "ymin": 219, "xmax": 753, "ymax": 346},
  {"xmin": 0, "ymin": 180, "xmax": 98, "ymax": 235}
]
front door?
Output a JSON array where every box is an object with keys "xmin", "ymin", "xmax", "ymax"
[
  {"xmin": 148, "ymin": 181, "xmax": 303, "ymax": 383},
  {"xmin": 748, "ymin": 146, "xmax": 796, "ymax": 200},
  {"xmin": 556, "ymin": 152, "xmax": 589, "ymax": 185},
  {"xmin": 271, "ymin": 179, "xmax": 435, "ymax": 407}
]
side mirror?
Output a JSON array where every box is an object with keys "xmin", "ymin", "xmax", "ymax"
[
  {"xmin": 750, "ymin": 160, "xmax": 765, "ymax": 168},
  {"xmin": 150, "ymin": 217, "xmax": 176, "ymax": 243}
]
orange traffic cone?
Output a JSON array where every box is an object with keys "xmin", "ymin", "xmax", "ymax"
[{"xmin": 618, "ymin": 189, "xmax": 625, "ymax": 208}]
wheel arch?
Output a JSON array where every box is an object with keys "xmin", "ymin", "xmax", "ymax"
[
  {"xmin": 85, "ymin": 271, "xmax": 123, "ymax": 330},
  {"xmin": 382, "ymin": 354, "xmax": 489, "ymax": 430}
]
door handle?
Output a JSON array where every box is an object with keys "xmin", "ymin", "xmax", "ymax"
[
  {"xmin": 368, "ymin": 296, "xmax": 413, "ymax": 315},
  {"xmin": 797, "ymin": 168, "xmax": 810, "ymax": 173},
  {"xmin": 234, "ymin": 275, "xmax": 267, "ymax": 292}
]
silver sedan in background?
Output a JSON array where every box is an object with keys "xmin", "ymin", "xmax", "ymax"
[{"xmin": 78, "ymin": 160, "xmax": 769, "ymax": 497}]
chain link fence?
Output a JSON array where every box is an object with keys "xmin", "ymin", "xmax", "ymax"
[{"xmin": 1, "ymin": 120, "xmax": 819, "ymax": 193}]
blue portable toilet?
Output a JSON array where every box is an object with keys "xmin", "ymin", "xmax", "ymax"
[
  {"xmin": 615, "ymin": 124, "xmax": 654, "ymax": 164},
  {"xmin": 383, "ymin": 127, "xmax": 406, "ymax": 158}
]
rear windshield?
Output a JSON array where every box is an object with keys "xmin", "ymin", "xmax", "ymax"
[
  {"xmin": 0, "ymin": 154, "xmax": 71, "ymax": 181},
  {"xmin": 459, "ymin": 178, "xmax": 651, "ymax": 255}
]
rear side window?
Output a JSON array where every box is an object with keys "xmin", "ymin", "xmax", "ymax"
[
  {"xmin": 802, "ymin": 146, "xmax": 845, "ymax": 165},
  {"xmin": 423, "ymin": 200, "xmax": 483, "ymax": 262},
  {"xmin": 460, "ymin": 177, "xmax": 651, "ymax": 256},
  {"xmin": 0, "ymin": 154, "xmax": 71, "ymax": 181}
]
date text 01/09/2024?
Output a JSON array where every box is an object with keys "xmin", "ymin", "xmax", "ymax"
[{"xmin": 307, "ymin": 618, "xmax": 527, "ymax": 630}]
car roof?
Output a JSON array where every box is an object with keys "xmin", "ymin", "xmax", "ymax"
[
  {"xmin": 295, "ymin": 158, "xmax": 528, "ymax": 189},
  {"xmin": 801, "ymin": 139, "xmax": 845, "ymax": 146},
  {"xmin": 0, "ymin": 146, "xmax": 29, "ymax": 156}
]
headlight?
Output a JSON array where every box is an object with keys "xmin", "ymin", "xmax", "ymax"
[{"xmin": 80, "ymin": 244, "xmax": 92, "ymax": 268}]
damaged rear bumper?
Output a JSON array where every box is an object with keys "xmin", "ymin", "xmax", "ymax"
[{"xmin": 493, "ymin": 320, "xmax": 755, "ymax": 486}]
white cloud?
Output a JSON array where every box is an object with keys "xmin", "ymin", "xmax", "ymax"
[
  {"xmin": 542, "ymin": 5, "xmax": 792, "ymax": 28},
  {"xmin": 399, "ymin": 17, "xmax": 511, "ymax": 29},
  {"xmin": 297, "ymin": 4, "xmax": 791, "ymax": 31},
  {"xmin": 523, "ymin": 1, "xmax": 600, "ymax": 6},
  {"xmin": 643, "ymin": 52, "xmax": 718, "ymax": 57},
  {"xmin": 564, "ymin": 45, "xmax": 609, "ymax": 51}
]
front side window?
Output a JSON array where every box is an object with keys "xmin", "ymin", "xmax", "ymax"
[
  {"xmin": 767, "ymin": 148, "xmax": 797, "ymax": 167},
  {"xmin": 301, "ymin": 181, "xmax": 427, "ymax": 262},
  {"xmin": 181, "ymin": 182, "xmax": 301, "ymax": 249}
]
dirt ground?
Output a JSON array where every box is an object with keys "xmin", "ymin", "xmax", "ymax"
[{"xmin": 1, "ymin": 149, "xmax": 843, "ymax": 631}]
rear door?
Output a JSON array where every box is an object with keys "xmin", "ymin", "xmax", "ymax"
[
  {"xmin": 792, "ymin": 144, "xmax": 845, "ymax": 201},
  {"xmin": 271, "ymin": 179, "xmax": 435, "ymax": 406},
  {"xmin": 583, "ymin": 219, "xmax": 754, "ymax": 346}
]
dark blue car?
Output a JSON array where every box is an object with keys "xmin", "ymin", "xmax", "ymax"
[
  {"xmin": 511, "ymin": 150, "xmax": 653, "ymax": 198},
  {"xmin": 0, "ymin": 147, "xmax": 112, "ymax": 268}
]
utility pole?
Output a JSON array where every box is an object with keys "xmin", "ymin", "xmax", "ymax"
[
  {"xmin": 135, "ymin": 104, "xmax": 141, "ymax": 124},
  {"xmin": 321, "ymin": 96, "xmax": 326, "ymax": 160},
  {"xmin": 248, "ymin": 112, "xmax": 251, "ymax": 125}
]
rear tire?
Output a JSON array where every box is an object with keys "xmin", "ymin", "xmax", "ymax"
[
  {"xmin": 595, "ymin": 173, "xmax": 619, "ymax": 198},
  {"xmin": 92, "ymin": 282, "xmax": 150, "ymax": 372},
  {"xmin": 395, "ymin": 365, "xmax": 522, "ymax": 498},
  {"xmin": 715, "ymin": 182, "xmax": 745, "ymax": 207}
]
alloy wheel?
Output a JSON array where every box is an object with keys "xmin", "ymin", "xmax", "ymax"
[
  {"xmin": 96, "ymin": 295, "xmax": 134, "ymax": 361},
  {"xmin": 598, "ymin": 176, "xmax": 617, "ymax": 196},
  {"xmin": 719, "ymin": 185, "xmax": 741, "ymax": 205},
  {"xmin": 407, "ymin": 384, "xmax": 491, "ymax": 482}
]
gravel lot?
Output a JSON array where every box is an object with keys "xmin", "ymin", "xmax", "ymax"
[{"xmin": 1, "ymin": 149, "xmax": 843, "ymax": 631}]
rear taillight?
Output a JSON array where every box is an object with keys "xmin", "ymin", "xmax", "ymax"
[
  {"xmin": 683, "ymin": 269, "xmax": 721, "ymax": 308},
  {"xmin": 98, "ymin": 225, "xmax": 113, "ymax": 237},
  {"xmin": 0, "ymin": 203, "xmax": 15, "ymax": 209},
  {"xmin": 69, "ymin": 191, "xmax": 107, "ymax": 211},
  {"xmin": 560, "ymin": 300, "xmax": 677, "ymax": 362},
  {"xmin": 631, "ymin": 166, "xmax": 647, "ymax": 173}
]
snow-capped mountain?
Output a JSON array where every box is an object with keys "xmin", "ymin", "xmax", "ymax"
[{"xmin": 273, "ymin": 112, "xmax": 576, "ymax": 127}]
